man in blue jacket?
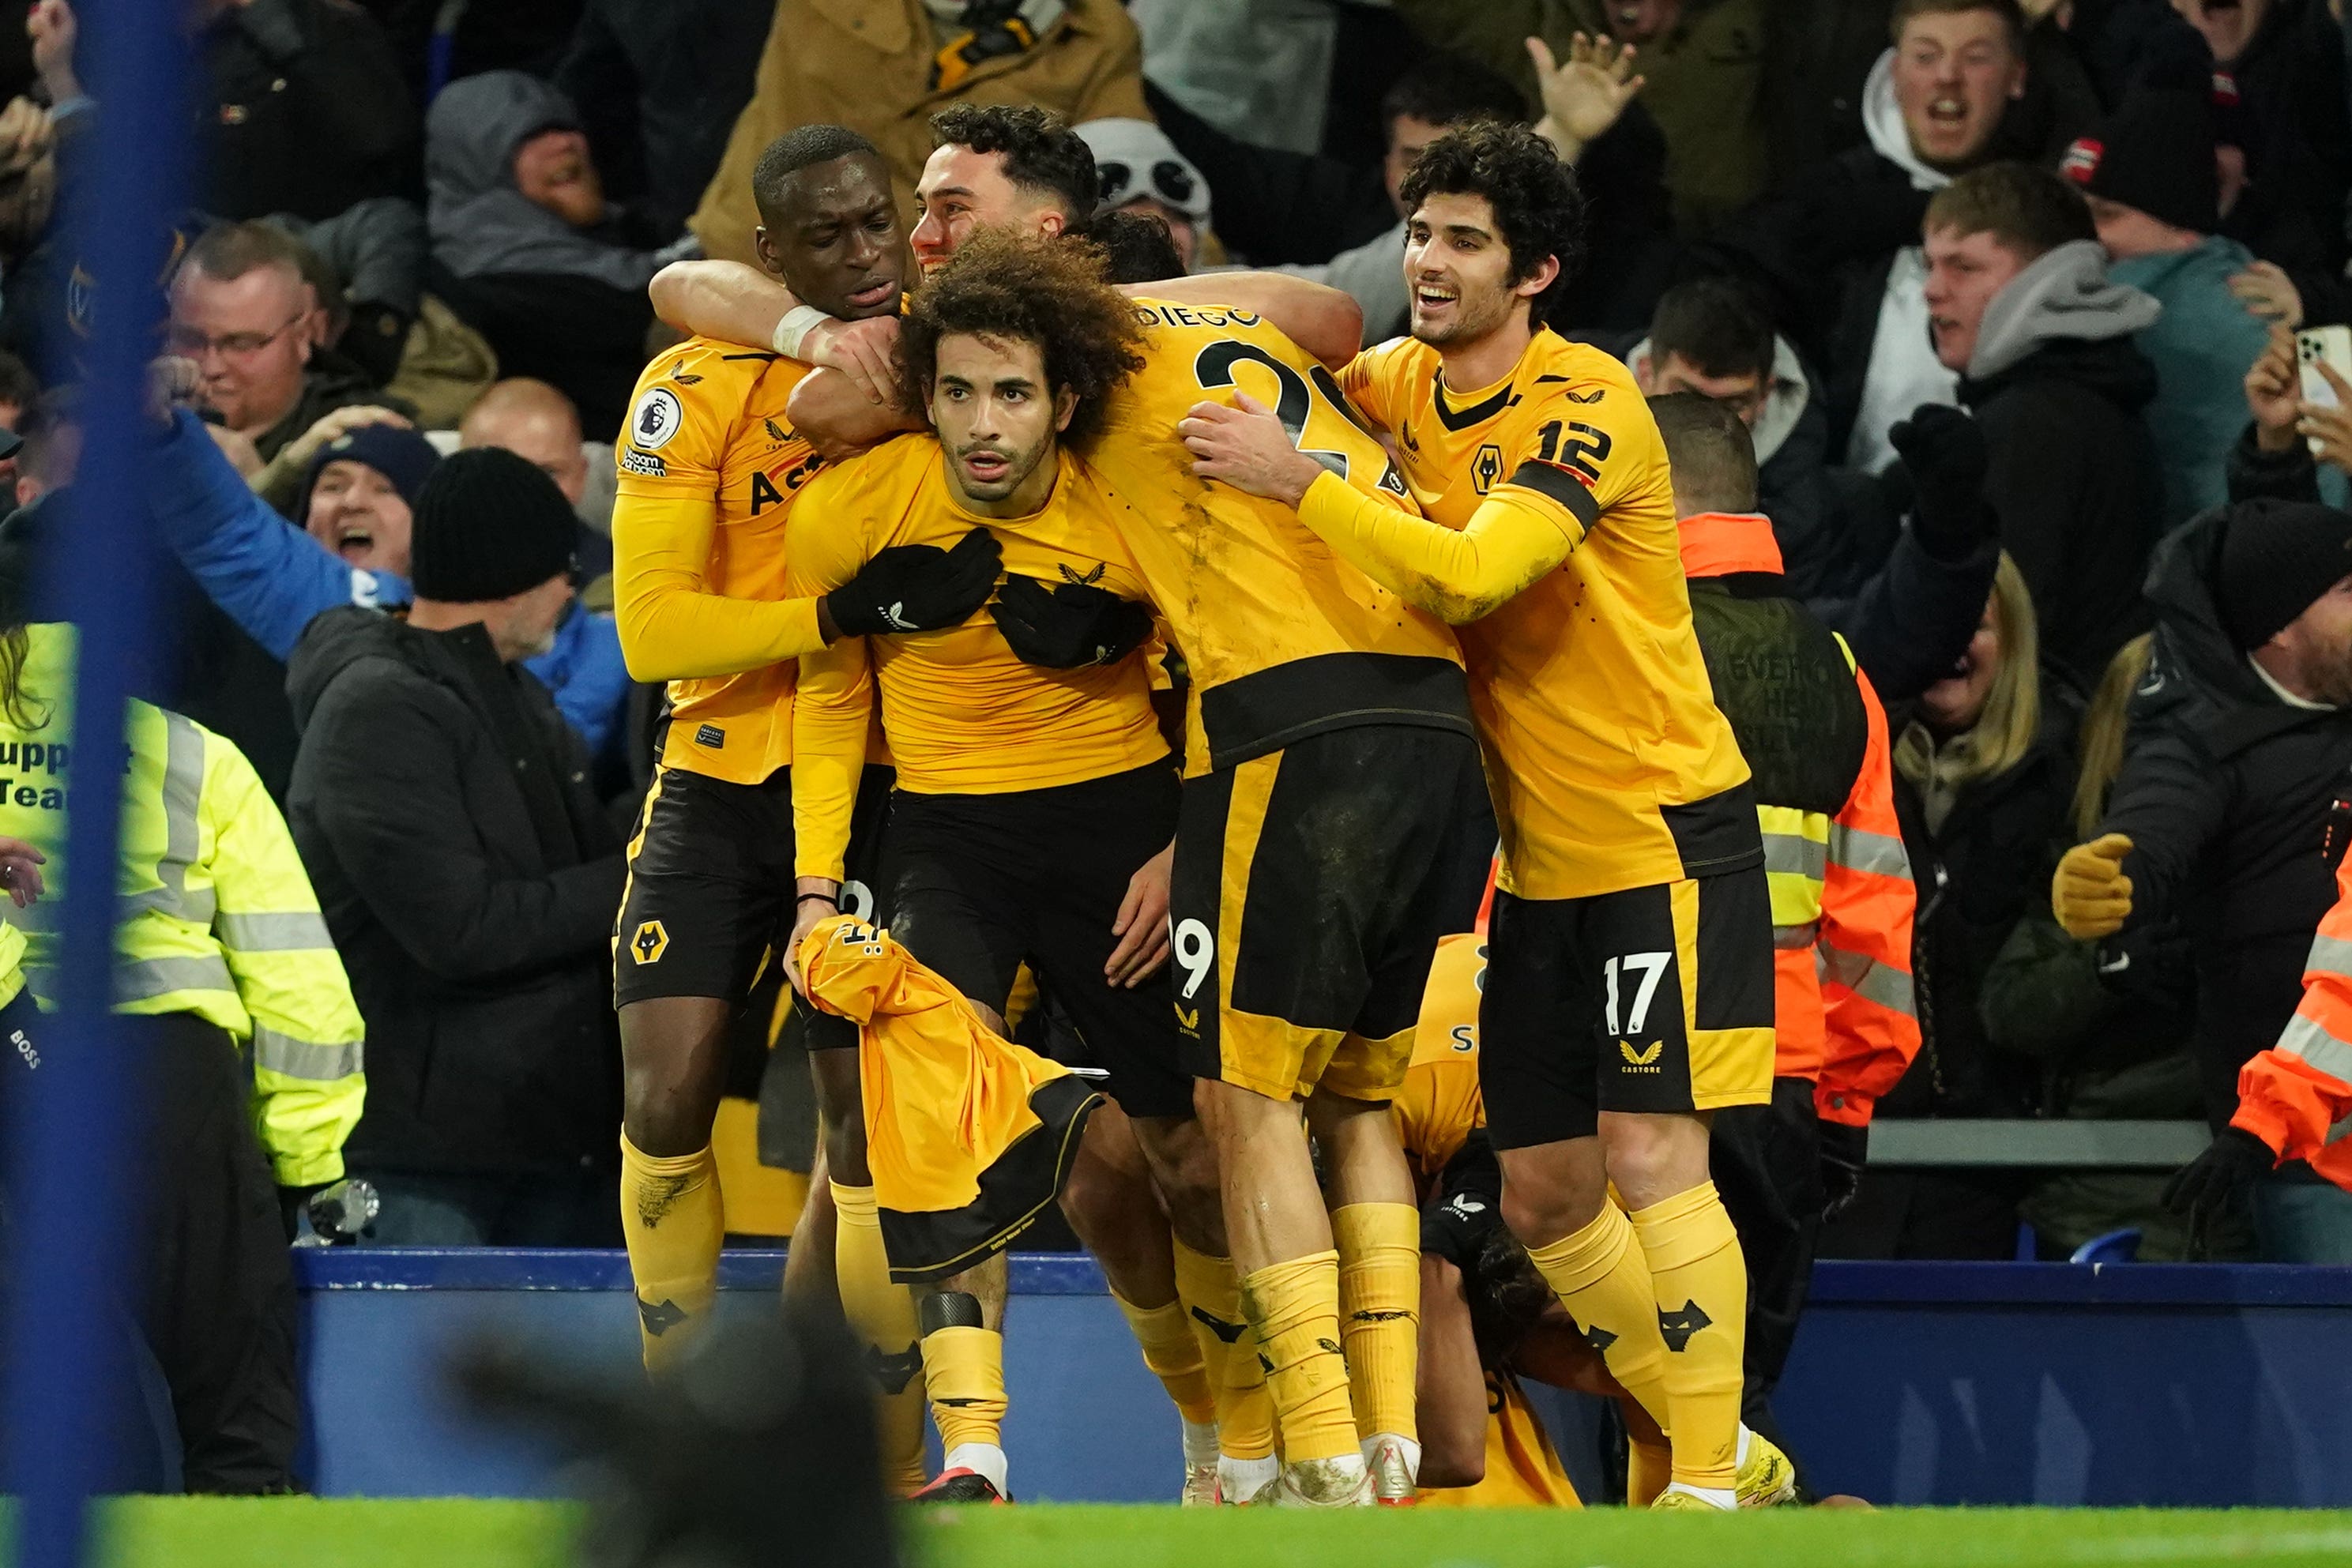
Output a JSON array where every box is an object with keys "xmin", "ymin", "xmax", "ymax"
[{"xmin": 141, "ymin": 374, "xmax": 634, "ymax": 763}]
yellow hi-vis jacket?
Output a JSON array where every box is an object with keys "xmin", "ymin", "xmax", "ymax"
[{"xmin": 2, "ymin": 624, "xmax": 365, "ymax": 1186}]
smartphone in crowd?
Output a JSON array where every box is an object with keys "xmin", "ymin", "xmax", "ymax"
[{"xmin": 2298, "ymin": 325, "xmax": 2352, "ymax": 457}]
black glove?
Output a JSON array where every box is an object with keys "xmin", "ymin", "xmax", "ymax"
[
  {"xmin": 988, "ymin": 571, "xmax": 1155, "ymax": 669},
  {"xmin": 823, "ymin": 528, "xmax": 1003, "ymax": 638},
  {"xmin": 2162, "ymin": 1126, "xmax": 2272, "ymax": 1255},
  {"xmin": 1818, "ymin": 1120, "xmax": 1868, "ymax": 1222},
  {"xmin": 1888, "ymin": 404, "xmax": 1993, "ymax": 560}
]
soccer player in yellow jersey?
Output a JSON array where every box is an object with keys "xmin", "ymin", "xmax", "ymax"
[
  {"xmin": 1184, "ymin": 122, "xmax": 1778, "ymax": 1510},
  {"xmin": 652, "ymin": 108, "xmax": 1493, "ymax": 1509},
  {"xmin": 607, "ymin": 126, "xmax": 1000, "ymax": 1489},
  {"xmin": 782, "ymin": 235, "xmax": 1221, "ymax": 1506}
]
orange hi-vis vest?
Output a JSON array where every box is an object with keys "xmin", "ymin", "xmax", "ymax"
[
  {"xmin": 797, "ymin": 915, "xmax": 1103, "ymax": 1280},
  {"xmin": 2233, "ymin": 851, "xmax": 2352, "ymax": 1191},
  {"xmin": 1678, "ymin": 512, "xmax": 1921, "ymax": 1126}
]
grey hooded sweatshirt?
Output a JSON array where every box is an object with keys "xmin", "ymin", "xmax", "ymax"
[{"xmin": 1959, "ymin": 239, "xmax": 2163, "ymax": 683}]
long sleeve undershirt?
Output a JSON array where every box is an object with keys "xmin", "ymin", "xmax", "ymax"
[
  {"xmin": 610, "ymin": 489, "xmax": 826, "ymax": 681},
  {"xmin": 1292, "ymin": 469, "xmax": 1582, "ymax": 625}
]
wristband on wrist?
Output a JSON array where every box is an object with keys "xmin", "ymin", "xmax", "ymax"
[{"xmin": 771, "ymin": 305, "xmax": 832, "ymax": 363}]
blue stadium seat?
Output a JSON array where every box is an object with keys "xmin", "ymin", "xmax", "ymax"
[{"xmin": 2068, "ymin": 1228, "xmax": 2144, "ymax": 1265}]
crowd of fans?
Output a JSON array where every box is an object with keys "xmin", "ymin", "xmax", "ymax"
[{"xmin": 6, "ymin": 0, "xmax": 2352, "ymax": 1318}]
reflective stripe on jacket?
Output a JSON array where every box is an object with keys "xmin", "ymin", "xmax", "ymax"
[
  {"xmin": 1680, "ymin": 512, "xmax": 1920, "ymax": 1124},
  {"xmin": 4, "ymin": 624, "xmax": 365, "ymax": 1185},
  {"xmin": 2233, "ymin": 851, "xmax": 2352, "ymax": 1192}
]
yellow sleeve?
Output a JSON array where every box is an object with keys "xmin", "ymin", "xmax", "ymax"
[
  {"xmin": 202, "ymin": 731, "xmax": 367, "ymax": 1187},
  {"xmin": 1294, "ymin": 469, "xmax": 1581, "ymax": 625},
  {"xmin": 611, "ymin": 353, "xmax": 827, "ymax": 682},
  {"xmin": 782, "ymin": 467, "xmax": 879, "ymax": 882},
  {"xmin": 612, "ymin": 494, "xmax": 826, "ymax": 681}
]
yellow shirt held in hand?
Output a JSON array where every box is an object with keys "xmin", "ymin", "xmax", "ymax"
[
  {"xmin": 784, "ymin": 438, "xmax": 1168, "ymax": 881},
  {"xmin": 1086, "ymin": 299, "xmax": 1472, "ymax": 776},
  {"xmin": 611, "ymin": 337, "xmax": 830, "ymax": 786},
  {"xmin": 1308, "ymin": 329, "xmax": 1756, "ymax": 901},
  {"xmin": 798, "ymin": 913, "xmax": 1103, "ymax": 1283}
]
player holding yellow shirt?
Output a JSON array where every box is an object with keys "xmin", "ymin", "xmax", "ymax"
[
  {"xmin": 781, "ymin": 235, "xmax": 1223, "ymax": 1506},
  {"xmin": 1184, "ymin": 122, "xmax": 1774, "ymax": 1510},
  {"xmin": 606, "ymin": 127, "xmax": 999, "ymax": 1495}
]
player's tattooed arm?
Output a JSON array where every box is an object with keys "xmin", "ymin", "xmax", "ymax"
[
  {"xmin": 1181, "ymin": 393, "xmax": 1575, "ymax": 624},
  {"xmin": 1125, "ymin": 272, "xmax": 1364, "ymax": 370}
]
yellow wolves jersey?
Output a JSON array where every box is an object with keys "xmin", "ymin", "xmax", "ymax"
[
  {"xmin": 797, "ymin": 914, "xmax": 1102, "ymax": 1283},
  {"xmin": 1088, "ymin": 300, "xmax": 1472, "ymax": 775},
  {"xmin": 1394, "ymin": 932, "xmax": 1488, "ymax": 1183},
  {"xmin": 1337, "ymin": 329, "xmax": 1756, "ymax": 901},
  {"xmin": 785, "ymin": 439, "xmax": 1170, "ymax": 880},
  {"xmin": 1416, "ymin": 1371, "xmax": 1582, "ymax": 1508},
  {"xmin": 613, "ymin": 337, "xmax": 824, "ymax": 785}
]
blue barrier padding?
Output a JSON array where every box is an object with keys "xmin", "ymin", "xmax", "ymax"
[
  {"xmin": 295, "ymin": 1248, "xmax": 2352, "ymax": 1305},
  {"xmin": 292, "ymin": 1250, "xmax": 2352, "ymax": 1505}
]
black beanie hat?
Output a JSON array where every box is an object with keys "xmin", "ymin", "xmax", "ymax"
[
  {"xmin": 2218, "ymin": 499, "xmax": 2352, "ymax": 652},
  {"xmin": 2058, "ymin": 88, "xmax": 2219, "ymax": 236},
  {"xmin": 409, "ymin": 446, "xmax": 577, "ymax": 604},
  {"xmin": 294, "ymin": 422, "xmax": 440, "ymax": 523}
]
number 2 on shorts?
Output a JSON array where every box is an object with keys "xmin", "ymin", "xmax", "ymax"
[{"xmin": 1603, "ymin": 951, "xmax": 1671, "ymax": 1036}]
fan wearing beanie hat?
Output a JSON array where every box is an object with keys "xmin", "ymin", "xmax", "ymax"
[
  {"xmin": 2060, "ymin": 88, "xmax": 2221, "ymax": 250},
  {"xmin": 298, "ymin": 422, "xmax": 442, "ymax": 578},
  {"xmin": 2063, "ymin": 85, "xmax": 2289, "ymax": 530},
  {"xmin": 2220, "ymin": 498, "xmax": 2352, "ymax": 704},
  {"xmin": 405, "ymin": 446, "xmax": 581, "ymax": 661}
]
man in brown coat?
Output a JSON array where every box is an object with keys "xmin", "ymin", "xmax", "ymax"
[{"xmin": 688, "ymin": 0, "xmax": 1148, "ymax": 264}]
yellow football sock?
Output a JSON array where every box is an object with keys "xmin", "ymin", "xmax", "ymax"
[
  {"xmin": 1524, "ymin": 1203, "xmax": 1672, "ymax": 1436},
  {"xmin": 1172, "ymin": 1239, "xmax": 1274, "ymax": 1461},
  {"xmin": 619, "ymin": 1134, "xmax": 724, "ymax": 1374},
  {"xmin": 831, "ymin": 1182, "xmax": 927, "ymax": 1495},
  {"xmin": 1628, "ymin": 1436, "xmax": 1673, "ymax": 1507},
  {"xmin": 1239, "ymin": 1250, "xmax": 1357, "ymax": 1463},
  {"xmin": 1628, "ymin": 1182, "xmax": 1748, "ymax": 1494},
  {"xmin": 1110, "ymin": 1287, "xmax": 1218, "ymax": 1427},
  {"xmin": 922, "ymin": 1322, "xmax": 1008, "ymax": 1453},
  {"xmin": 1331, "ymin": 1202, "xmax": 1419, "ymax": 1442}
]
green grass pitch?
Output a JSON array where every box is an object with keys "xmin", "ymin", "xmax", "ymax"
[{"xmin": 71, "ymin": 1498, "xmax": 2352, "ymax": 1568}]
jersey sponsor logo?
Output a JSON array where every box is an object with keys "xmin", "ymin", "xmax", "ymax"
[
  {"xmin": 750, "ymin": 453, "xmax": 823, "ymax": 513},
  {"xmin": 1057, "ymin": 561, "xmax": 1107, "ymax": 587},
  {"xmin": 619, "ymin": 449, "xmax": 668, "ymax": 478},
  {"xmin": 694, "ymin": 724, "xmax": 724, "ymax": 749},
  {"xmin": 764, "ymin": 417, "xmax": 790, "ymax": 443},
  {"xmin": 1471, "ymin": 443, "xmax": 1506, "ymax": 494},
  {"xmin": 1564, "ymin": 388, "xmax": 1605, "ymax": 404},
  {"xmin": 629, "ymin": 385, "xmax": 687, "ymax": 452},
  {"xmin": 1657, "ymin": 1299, "xmax": 1714, "ymax": 1352},
  {"xmin": 630, "ymin": 919, "xmax": 670, "ymax": 965},
  {"xmin": 1618, "ymin": 1038, "xmax": 1663, "ymax": 1070},
  {"xmin": 668, "ymin": 359, "xmax": 703, "ymax": 385},
  {"xmin": 1399, "ymin": 420, "xmax": 1420, "ymax": 453}
]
